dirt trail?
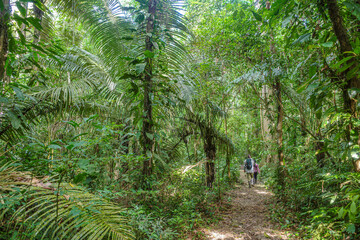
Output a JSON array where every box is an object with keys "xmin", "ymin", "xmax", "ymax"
[{"xmin": 198, "ymin": 173, "xmax": 292, "ymax": 240}]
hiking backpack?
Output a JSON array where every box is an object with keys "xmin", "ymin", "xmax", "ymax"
[{"xmin": 245, "ymin": 158, "xmax": 252, "ymax": 170}]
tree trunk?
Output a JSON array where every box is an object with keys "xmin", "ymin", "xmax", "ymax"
[
  {"xmin": 0, "ymin": 0, "xmax": 10, "ymax": 81},
  {"xmin": 315, "ymin": 135, "xmax": 325, "ymax": 168},
  {"xmin": 224, "ymin": 103, "xmax": 230, "ymax": 179},
  {"xmin": 204, "ymin": 133, "xmax": 216, "ymax": 188},
  {"xmin": 326, "ymin": 0, "xmax": 357, "ymax": 113},
  {"xmin": 274, "ymin": 78, "xmax": 285, "ymax": 186},
  {"xmin": 141, "ymin": 0, "xmax": 156, "ymax": 178},
  {"xmin": 326, "ymin": 0, "xmax": 360, "ymax": 171},
  {"xmin": 260, "ymin": 85, "xmax": 273, "ymax": 162}
]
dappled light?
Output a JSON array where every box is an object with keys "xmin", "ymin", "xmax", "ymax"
[
  {"xmin": 198, "ymin": 174, "xmax": 292, "ymax": 240},
  {"xmin": 206, "ymin": 231, "xmax": 228, "ymax": 239},
  {"xmin": 253, "ymin": 189, "xmax": 273, "ymax": 195}
]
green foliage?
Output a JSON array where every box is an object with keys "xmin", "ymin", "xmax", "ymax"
[
  {"xmin": 0, "ymin": 160, "xmax": 135, "ymax": 240},
  {"xmin": 14, "ymin": 185, "xmax": 134, "ymax": 240},
  {"xmin": 3, "ymin": 0, "xmax": 360, "ymax": 238}
]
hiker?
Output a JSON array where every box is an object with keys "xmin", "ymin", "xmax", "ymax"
[
  {"xmin": 244, "ymin": 154, "xmax": 255, "ymax": 188},
  {"xmin": 253, "ymin": 160, "xmax": 260, "ymax": 184}
]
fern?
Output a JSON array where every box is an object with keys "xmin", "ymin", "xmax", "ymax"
[
  {"xmin": 0, "ymin": 161, "xmax": 134, "ymax": 240},
  {"xmin": 13, "ymin": 183, "xmax": 134, "ymax": 240}
]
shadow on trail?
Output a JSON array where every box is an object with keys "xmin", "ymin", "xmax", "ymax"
[{"xmin": 196, "ymin": 173, "xmax": 293, "ymax": 240}]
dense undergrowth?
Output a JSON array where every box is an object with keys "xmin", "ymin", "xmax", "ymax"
[
  {"xmin": 0, "ymin": 159, "xmax": 236, "ymax": 240},
  {"xmin": 0, "ymin": 118, "xmax": 240, "ymax": 239},
  {"xmin": 265, "ymin": 159, "xmax": 360, "ymax": 239}
]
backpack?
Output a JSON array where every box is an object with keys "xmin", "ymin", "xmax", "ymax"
[{"xmin": 245, "ymin": 158, "xmax": 252, "ymax": 170}]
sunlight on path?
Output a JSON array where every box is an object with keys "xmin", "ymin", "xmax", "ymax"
[{"xmin": 194, "ymin": 173, "xmax": 293, "ymax": 240}]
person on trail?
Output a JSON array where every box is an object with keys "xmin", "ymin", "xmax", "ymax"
[
  {"xmin": 253, "ymin": 160, "xmax": 260, "ymax": 184},
  {"xmin": 244, "ymin": 154, "xmax": 255, "ymax": 188}
]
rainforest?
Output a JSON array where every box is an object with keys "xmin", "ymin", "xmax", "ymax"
[{"xmin": 1, "ymin": 0, "xmax": 360, "ymax": 239}]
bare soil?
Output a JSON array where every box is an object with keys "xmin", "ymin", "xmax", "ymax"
[{"xmin": 193, "ymin": 173, "xmax": 293, "ymax": 240}]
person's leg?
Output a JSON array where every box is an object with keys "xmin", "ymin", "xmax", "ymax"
[
  {"xmin": 254, "ymin": 172, "xmax": 258, "ymax": 184},
  {"xmin": 251, "ymin": 173, "xmax": 254, "ymax": 186},
  {"xmin": 246, "ymin": 173, "xmax": 251, "ymax": 188}
]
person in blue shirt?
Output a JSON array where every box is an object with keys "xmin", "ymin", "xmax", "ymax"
[{"xmin": 243, "ymin": 155, "xmax": 255, "ymax": 188}]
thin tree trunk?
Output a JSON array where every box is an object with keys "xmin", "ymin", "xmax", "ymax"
[
  {"xmin": 221, "ymin": 97, "xmax": 231, "ymax": 179},
  {"xmin": 260, "ymin": 85, "xmax": 273, "ymax": 162},
  {"xmin": 0, "ymin": 0, "xmax": 10, "ymax": 81},
  {"xmin": 204, "ymin": 133, "xmax": 216, "ymax": 188},
  {"xmin": 315, "ymin": 141, "xmax": 325, "ymax": 168},
  {"xmin": 204, "ymin": 97, "xmax": 216, "ymax": 188},
  {"xmin": 141, "ymin": 0, "xmax": 156, "ymax": 178},
  {"xmin": 275, "ymin": 78, "xmax": 285, "ymax": 186}
]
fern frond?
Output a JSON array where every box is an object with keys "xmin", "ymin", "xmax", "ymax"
[{"xmin": 14, "ymin": 184, "xmax": 134, "ymax": 240}]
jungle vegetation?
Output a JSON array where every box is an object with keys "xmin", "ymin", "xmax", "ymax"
[{"xmin": 1, "ymin": 0, "xmax": 360, "ymax": 239}]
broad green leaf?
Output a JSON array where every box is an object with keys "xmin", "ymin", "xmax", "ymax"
[
  {"xmin": 338, "ymin": 207, "xmax": 344, "ymax": 218},
  {"xmin": 146, "ymin": 132, "xmax": 153, "ymax": 139},
  {"xmin": 349, "ymin": 211, "xmax": 356, "ymax": 222},
  {"xmin": 350, "ymin": 201, "xmax": 357, "ymax": 214},
  {"xmin": 144, "ymin": 50, "xmax": 155, "ymax": 58},
  {"xmin": 135, "ymin": 63, "xmax": 146, "ymax": 74},
  {"xmin": 251, "ymin": 11, "xmax": 262, "ymax": 22},
  {"xmin": 7, "ymin": 111, "xmax": 21, "ymax": 129},
  {"xmin": 353, "ymin": 195, "xmax": 360, "ymax": 202},
  {"xmin": 282, "ymin": 16, "xmax": 292, "ymax": 28},
  {"xmin": 48, "ymin": 144, "xmax": 62, "ymax": 150},
  {"xmin": 292, "ymin": 33, "xmax": 311, "ymax": 46},
  {"xmin": 321, "ymin": 42, "xmax": 333, "ymax": 48},
  {"xmin": 346, "ymin": 224, "xmax": 356, "ymax": 234}
]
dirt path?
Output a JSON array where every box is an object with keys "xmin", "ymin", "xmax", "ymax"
[{"xmin": 197, "ymin": 173, "xmax": 292, "ymax": 240}]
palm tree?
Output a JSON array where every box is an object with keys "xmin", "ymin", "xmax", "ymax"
[
  {"xmin": 0, "ymin": 0, "xmax": 191, "ymax": 183},
  {"xmin": 49, "ymin": 0, "xmax": 190, "ymax": 181}
]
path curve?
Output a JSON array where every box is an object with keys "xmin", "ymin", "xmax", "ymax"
[{"xmin": 198, "ymin": 173, "xmax": 292, "ymax": 240}]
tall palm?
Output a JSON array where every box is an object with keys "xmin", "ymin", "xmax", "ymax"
[{"xmin": 49, "ymin": 0, "xmax": 191, "ymax": 180}]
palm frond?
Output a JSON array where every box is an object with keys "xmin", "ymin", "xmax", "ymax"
[
  {"xmin": 0, "ymin": 160, "xmax": 134, "ymax": 239},
  {"xmin": 14, "ymin": 183, "xmax": 134, "ymax": 240},
  {"xmin": 0, "ymin": 160, "xmax": 30, "ymax": 221}
]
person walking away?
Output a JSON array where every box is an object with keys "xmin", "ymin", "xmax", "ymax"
[
  {"xmin": 244, "ymin": 155, "xmax": 255, "ymax": 188},
  {"xmin": 253, "ymin": 160, "xmax": 260, "ymax": 184}
]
